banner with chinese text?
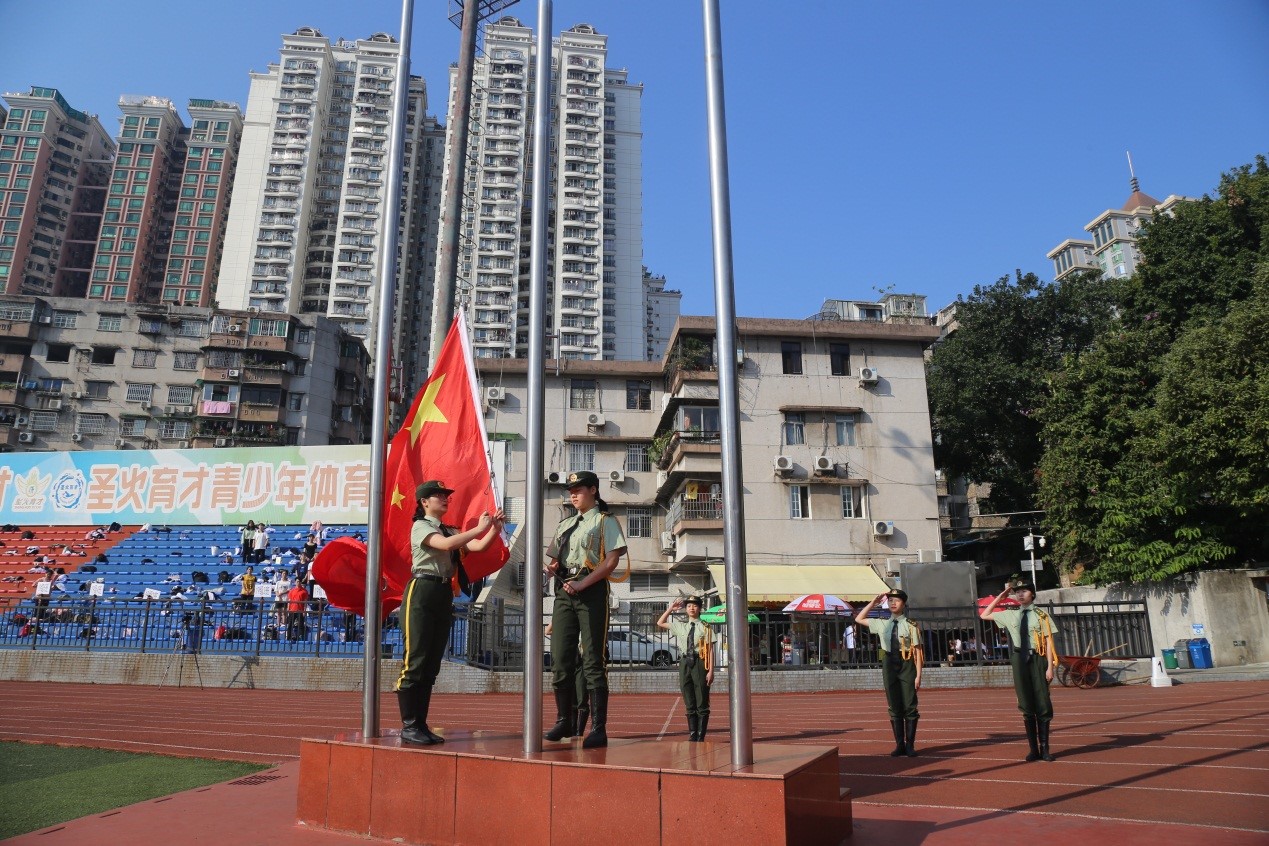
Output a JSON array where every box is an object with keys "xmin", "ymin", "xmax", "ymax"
[{"xmin": 0, "ymin": 445, "xmax": 371, "ymax": 525}]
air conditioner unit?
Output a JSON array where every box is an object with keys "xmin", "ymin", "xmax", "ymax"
[
  {"xmin": 656, "ymin": 470, "xmax": 668, "ymax": 488},
  {"xmin": 735, "ymin": 348, "xmax": 746, "ymax": 365},
  {"xmin": 485, "ymin": 386, "xmax": 506, "ymax": 403},
  {"xmin": 114, "ymin": 438, "xmax": 128, "ymax": 448},
  {"xmin": 228, "ymin": 324, "xmax": 242, "ymax": 333},
  {"xmin": 70, "ymin": 433, "xmax": 83, "ymax": 443},
  {"xmin": 247, "ymin": 306, "xmax": 260, "ymax": 314},
  {"xmin": 660, "ymin": 531, "xmax": 676, "ymax": 552},
  {"xmin": 164, "ymin": 406, "xmax": 178, "ymax": 415},
  {"xmin": 227, "ymin": 369, "xmax": 241, "ymax": 377},
  {"xmin": 17, "ymin": 432, "xmax": 35, "ymax": 444},
  {"xmin": 873, "ymin": 520, "xmax": 895, "ymax": 537},
  {"xmin": 884, "ymin": 557, "xmax": 904, "ymax": 576},
  {"xmin": 15, "ymin": 416, "xmax": 29, "ymax": 427},
  {"xmin": 859, "ymin": 366, "xmax": 879, "ymax": 384},
  {"xmin": 46, "ymin": 399, "xmax": 63, "ymax": 410},
  {"xmin": 38, "ymin": 316, "xmax": 52, "ymax": 325},
  {"xmin": 773, "ymin": 454, "xmax": 793, "ymax": 475},
  {"xmin": 608, "ymin": 469, "xmax": 625, "ymax": 483},
  {"xmin": 814, "ymin": 456, "xmax": 835, "ymax": 475},
  {"xmin": 178, "ymin": 441, "xmax": 191, "ymax": 449},
  {"xmin": 545, "ymin": 471, "xmax": 562, "ymax": 485},
  {"xmin": 178, "ymin": 406, "xmax": 194, "ymax": 414},
  {"xmin": 214, "ymin": 438, "xmax": 229, "ymax": 447},
  {"xmin": 586, "ymin": 412, "xmax": 606, "ymax": 428},
  {"xmin": 69, "ymin": 390, "xmax": 83, "ymax": 399}
]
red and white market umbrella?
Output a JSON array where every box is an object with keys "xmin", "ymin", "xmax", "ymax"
[{"xmin": 783, "ymin": 594, "xmax": 853, "ymax": 614}]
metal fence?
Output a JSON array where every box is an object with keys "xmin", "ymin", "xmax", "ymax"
[{"xmin": 1, "ymin": 597, "xmax": 1152, "ymax": 666}]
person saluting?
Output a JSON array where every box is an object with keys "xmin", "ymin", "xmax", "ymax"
[
  {"xmin": 543, "ymin": 471, "xmax": 626, "ymax": 748},
  {"xmin": 855, "ymin": 589, "xmax": 923, "ymax": 757},
  {"xmin": 395, "ymin": 480, "xmax": 504, "ymax": 745},
  {"xmin": 657, "ymin": 595, "xmax": 714, "ymax": 741},
  {"xmin": 981, "ymin": 577, "xmax": 1058, "ymax": 761}
]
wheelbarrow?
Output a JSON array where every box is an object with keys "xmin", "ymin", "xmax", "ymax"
[{"xmin": 1056, "ymin": 642, "xmax": 1126, "ymax": 689}]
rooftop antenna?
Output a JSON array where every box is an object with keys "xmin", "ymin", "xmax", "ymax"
[{"xmin": 1126, "ymin": 151, "xmax": 1140, "ymax": 193}]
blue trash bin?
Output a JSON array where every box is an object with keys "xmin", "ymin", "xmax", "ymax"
[{"xmin": 1188, "ymin": 637, "xmax": 1213, "ymax": 669}]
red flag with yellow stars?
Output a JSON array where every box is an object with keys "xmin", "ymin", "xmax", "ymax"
[
  {"xmin": 383, "ymin": 312, "xmax": 508, "ymax": 592},
  {"xmin": 313, "ymin": 313, "xmax": 507, "ymax": 614}
]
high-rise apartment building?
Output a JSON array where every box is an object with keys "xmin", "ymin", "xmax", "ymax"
[
  {"xmin": 217, "ymin": 27, "xmax": 442, "ymax": 352},
  {"xmin": 89, "ymin": 96, "xmax": 243, "ymax": 306},
  {"xmin": 1047, "ymin": 176, "xmax": 1189, "ymax": 282},
  {"xmin": 0, "ymin": 87, "xmax": 114, "ymax": 297},
  {"xmin": 642, "ymin": 267, "xmax": 679, "ymax": 361},
  {"xmin": 441, "ymin": 18, "xmax": 650, "ymax": 362}
]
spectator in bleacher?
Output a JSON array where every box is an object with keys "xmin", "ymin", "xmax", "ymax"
[
  {"xmin": 253, "ymin": 524, "xmax": 269, "ymax": 564},
  {"xmin": 302, "ymin": 534, "xmax": 319, "ymax": 560},
  {"xmin": 139, "ymin": 522, "xmax": 153, "ymax": 533},
  {"xmin": 286, "ymin": 580, "xmax": 310, "ymax": 641},
  {"xmin": 239, "ymin": 520, "xmax": 257, "ymax": 564},
  {"xmin": 59, "ymin": 544, "xmax": 86, "ymax": 557},
  {"xmin": 235, "ymin": 566, "xmax": 257, "ymax": 604},
  {"xmin": 51, "ymin": 568, "xmax": 69, "ymax": 592},
  {"xmin": 85, "ymin": 527, "xmax": 106, "ymax": 541}
]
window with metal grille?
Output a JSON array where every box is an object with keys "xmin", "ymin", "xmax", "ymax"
[
  {"xmin": 30, "ymin": 411, "xmax": 59, "ymax": 431},
  {"xmin": 132, "ymin": 349, "xmax": 158, "ymax": 368},
  {"xmin": 160, "ymin": 419, "xmax": 192, "ymax": 439},
  {"xmin": 120, "ymin": 417, "xmax": 147, "ymax": 437},
  {"xmin": 569, "ymin": 379, "xmax": 597, "ymax": 409},
  {"xmin": 629, "ymin": 572, "xmax": 670, "ymax": 592},
  {"xmin": 173, "ymin": 352, "xmax": 199, "ymax": 370},
  {"xmin": 625, "ymin": 443, "xmax": 651, "ymax": 473},
  {"xmin": 625, "ymin": 506, "xmax": 653, "ymax": 538},
  {"xmin": 167, "ymin": 386, "xmax": 195, "ymax": 404},
  {"xmin": 567, "ymin": 442, "xmax": 595, "ymax": 472},
  {"xmin": 125, "ymin": 383, "xmax": 154, "ymax": 403},
  {"xmin": 625, "ymin": 379, "xmax": 651, "ymax": 410},
  {"xmin": 75, "ymin": 413, "xmax": 107, "ymax": 435}
]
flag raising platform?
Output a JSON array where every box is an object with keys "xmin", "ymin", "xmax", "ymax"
[{"xmin": 297, "ymin": 731, "xmax": 851, "ymax": 845}]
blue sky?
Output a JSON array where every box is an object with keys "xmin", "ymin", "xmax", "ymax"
[{"xmin": 3, "ymin": 1, "xmax": 1267, "ymax": 317}]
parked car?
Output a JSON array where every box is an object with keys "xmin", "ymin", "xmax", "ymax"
[{"xmin": 606, "ymin": 626, "xmax": 679, "ymax": 666}]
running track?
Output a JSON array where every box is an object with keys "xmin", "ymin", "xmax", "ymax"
[{"xmin": 1, "ymin": 680, "xmax": 1266, "ymax": 843}]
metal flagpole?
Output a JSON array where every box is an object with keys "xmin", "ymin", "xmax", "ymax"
[
  {"xmin": 701, "ymin": 0, "xmax": 753, "ymax": 768},
  {"xmin": 362, "ymin": 0, "xmax": 416, "ymax": 739},
  {"xmin": 429, "ymin": 1, "xmax": 483, "ymax": 364},
  {"xmin": 522, "ymin": 0, "xmax": 552, "ymax": 755}
]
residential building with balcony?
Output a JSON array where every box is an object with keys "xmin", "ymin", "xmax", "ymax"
[
  {"xmin": 439, "ymin": 19, "xmax": 659, "ymax": 364},
  {"xmin": 0, "ymin": 295, "xmax": 370, "ymax": 452},
  {"xmin": 0, "ymin": 87, "xmax": 114, "ymax": 298},
  {"xmin": 642, "ymin": 267, "xmax": 679, "ymax": 362},
  {"xmin": 473, "ymin": 305, "xmax": 942, "ymax": 619},
  {"xmin": 88, "ymin": 96, "xmax": 243, "ymax": 307},
  {"xmin": 216, "ymin": 28, "xmax": 441, "ymax": 354}
]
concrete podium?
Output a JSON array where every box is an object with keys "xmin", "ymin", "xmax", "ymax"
[{"xmin": 298, "ymin": 730, "xmax": 851, "ymax": 845}]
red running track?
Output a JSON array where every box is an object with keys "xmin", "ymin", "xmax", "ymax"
[{"xmin": 0, "ymin": 680, "xmax": 1266, "ymax": 844}]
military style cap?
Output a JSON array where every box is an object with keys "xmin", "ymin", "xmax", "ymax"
[
  {"xmin": 565, "ymin": 470, "xmax": 600, "ymax": 489},
  {"xmin": 1011, "ymin": 580, "xmax": 1036, "ymax": 595},
  {"xmin": 416, "ymin": 480, "xmax": 455, "ymax": 500},
  {"xmin": 886, "ymin": 588, "xmax": 908, "ymax": 602},
  {"xmin": 684, "ymin": 595, "xmax": 703, "ymax": 607}
]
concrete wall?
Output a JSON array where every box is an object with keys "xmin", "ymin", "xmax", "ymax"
[
  {"xmin": 0, "ymin": 649, "xmax": 1015, "ymax": 692},
  {"xmin": 1039, "ymin": 568, "xmax": 1269, "ymax": 667}
]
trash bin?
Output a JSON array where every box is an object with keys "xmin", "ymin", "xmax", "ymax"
[
  {"xmin": 1172, "ymin": 639, "xmax": 1192, "ymax": 669},
  {"xmin": 1161, "ymin": 648, "xmax": 1178, "ymax": 670},
  {"xmin": 1188, "ymin": 637, "xmax": 1213, "ymax": 669}
]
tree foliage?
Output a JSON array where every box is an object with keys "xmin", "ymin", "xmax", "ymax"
[
  {"xmin": 926, "ymin": 270, "xmax": 1118, "ymax": 515},
  {"xmin": 1037, "ymin": 156, "xmax": 1269, "ymax": 583}
]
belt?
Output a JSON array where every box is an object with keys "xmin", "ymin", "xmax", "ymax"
[{"xmin": 413, "ymin": 573, "xmax": 447, "ymax": 584}]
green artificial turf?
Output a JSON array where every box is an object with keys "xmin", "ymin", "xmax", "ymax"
[{"xmin": 0, "ymin": 741, "xmax": 268, "ymax": 839}]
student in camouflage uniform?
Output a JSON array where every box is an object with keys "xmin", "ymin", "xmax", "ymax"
[
  {"xmin": 981, "ymin": 578, "xmax": 1058, "ymax": 761},
  {"xmin": 543, "ymin": 471, "xmax": 626, "ymax": 749},
  {"xmin": 657, "ymin": 595, "xmax": 714, "ymax": 740},
  {"xmin": 855, "ymin": 589, "xmax": 923, "ymax": 757}
]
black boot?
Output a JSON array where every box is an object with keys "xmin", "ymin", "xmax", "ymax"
[
  {"xmin": 575, "ymin": 703, "xmax": 590, "ymax": 737},
  {"xmin": 686, "ymin": 713, "xmax": 699, "ymax": 741},
  {"xmin": 545, "ymin": 687, "xmax": 575, "ymax": 741},
  {"xmin": 1023, "ymin": 716, "xmax": 1040, "ymax": 762},
  {"xmin": 697, "ymin": 713, "xmax": 709, "ymax": 742},
  {"xmin": 396, "ymin": 689, "xmax": 432, "ymax": 745},
  {"xmin": 904, "ymin": 717, "xmax": 919, "ymax": 757},
  {"xmin": 1037, "ymin": 720, "xmax": 1055, "ymax": 761},
  {"xmin": 416, "ymin": 685, "xmax": 444, "ymax": 744},
  {"xmin": 582, "ymin": 688, "xmax": 608, "ymax": 749},
  {"xmin": 889, "ymin": 719, "xmax": 906, "ymax": 757}
]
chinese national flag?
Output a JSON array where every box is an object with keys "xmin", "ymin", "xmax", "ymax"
[{"xmin": 313, "ymin": 313, "xmax": 508, "ymax": 614}]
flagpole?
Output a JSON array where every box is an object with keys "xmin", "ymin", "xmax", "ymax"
[
  {"xmin": 522, "ymin": 0, "xmax": 553, "ymax": 755},
  {"xmin": 702, "ymin": 0, "xmax": 754, "ymax": 768},
  {"xmin": 362, "ymin": 0, "xmax": 416, "ymax": 740}
]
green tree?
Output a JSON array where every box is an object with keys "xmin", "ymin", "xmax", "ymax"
[
  {"xmin": 927, "ymin": 270, "xmax": 1118, "ymax": 515},
  {"xmin": 1038, "ymin": 157, "xmax": 1269, "ymax": 583}
]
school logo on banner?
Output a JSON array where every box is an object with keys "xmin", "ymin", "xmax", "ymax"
[
  {"xmin": 12, "ymin": 468, "xmax": 51, "ymax": 512},
  {"xmin": 51, "ymin": 470, "xmax": 87, "ymax": 511}
]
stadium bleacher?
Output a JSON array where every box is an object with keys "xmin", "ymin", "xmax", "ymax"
[{"xmin": 0, "ymin": 523, "xmax": 405, "ymax": 657}]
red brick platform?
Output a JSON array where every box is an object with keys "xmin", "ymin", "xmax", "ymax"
[{"xmin": 298, "ymin": 731, "xmax": 851, "ymax": 846}]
